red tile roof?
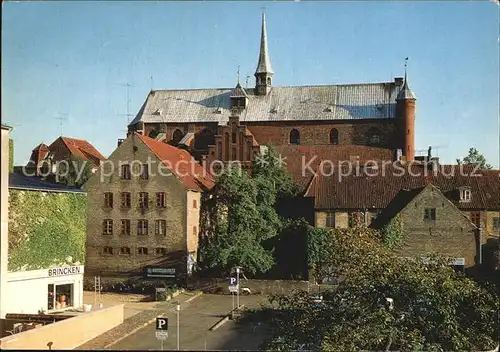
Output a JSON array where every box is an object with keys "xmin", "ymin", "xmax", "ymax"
[
  {"xmin": 136, "ymin": 133, "xmax": 214, "ymax": 191},
  {"xmin": 58, "ymin": 137, "xmax": 106, "ymax": 167},
  {"xmin": 273, "ymin": 145, "xmax": 395, "ymax": 191},
  {"xmin": 29, "ymin": 143, "xmax": 50, "ymax": 167},
  {"xmin": 306, "ymin": 162, "xmax": 500, "ymax": 211}
]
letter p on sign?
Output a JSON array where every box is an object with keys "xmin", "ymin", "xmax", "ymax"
[{"xmin": 156, "ymin": 317, "xmax": 168, "ymax": 331}]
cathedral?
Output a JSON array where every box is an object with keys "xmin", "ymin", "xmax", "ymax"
[{"xmin": 126, "ymin": 12, "xmax": 416, "ymax": 169}]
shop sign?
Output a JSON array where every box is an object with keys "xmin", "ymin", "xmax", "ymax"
[
  {"xmin": 48, "ymin": 266, "xmax": 82, "ymax": 277},
  {"xmin": 145, "ymin": 267, "xmax": 176, "ymax": 278}
]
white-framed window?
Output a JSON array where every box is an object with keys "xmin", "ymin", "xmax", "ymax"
[{"xmin": 460, "ymin": 188, "xmax": 472, "ymax": 202}]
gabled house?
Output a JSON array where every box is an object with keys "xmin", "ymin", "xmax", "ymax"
[{"xmin": 84, "ymin": 133, "xmax": 214, "ymax": 284}]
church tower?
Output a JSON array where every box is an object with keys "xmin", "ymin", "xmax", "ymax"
[
  {"xmin": 255, "ymin": 12, "xmax": 273, "ymax": 96},
  {"xmin": 396, "ymin": 67, "xmax": 416, "ymax": 161}
]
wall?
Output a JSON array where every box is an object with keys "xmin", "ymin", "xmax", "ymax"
[
  {"xmin": 0, "ymin": 304, "xmax": 124, "ymax": 350},
  {"xmin": 4, "ymin": 266, "xmax": 84, "ymax": 314},
  {"xmin": 1, "ymin": 127, "xmax": 10, "ymax": 318},
  {"xmin": 8, "ymin": 190, "xmax": 86, "ymax": 271},
  {"xmin": 186, "ymin": 191, "xmax": 201, "ymax": 259},
  {"xmin": 314, "ymin": 211, "xmax": 377, "ymax": 229},
  {"xmin": 397, "ymin": 186, "xmax": 478, "ymax": 267},
  {"xmin": 85, "ymin": 134, "xmax": 189, "ymax": 277},
  {"xmin": 247, "ymin": 119, "xmax": 398, "ymax": 149}
]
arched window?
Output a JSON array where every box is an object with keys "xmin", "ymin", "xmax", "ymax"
[
  {"xmin": 224, "ymin": 133, "xmax": 229, "ymax": 161},
  {"xmin": 266, "ymin": 77, "xmax": 272, "ymax": 85},
  {"xmin": 329, "ymin": 128, "xmax": 339, "ymax": 145},
  {"xmin": 368, "ymin": 128, "xmax": 381, "ymax": 145},
  {"xmin": 172, "ymin": 129, "xmax": 183, "ymax": 144},
  {"xmin": 194, "ymin": 128, "xmax": 215, "ymax": 150},
  {"xmin": 289, "ymin": 129, "xmax": 300, "ymax": 145},
  {"xmin": 148, "ymin": 128, "xmax": 159, "ymax": 139}
]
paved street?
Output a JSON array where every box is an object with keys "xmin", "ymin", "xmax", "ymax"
[{"xmin": 109, "ymin": 294, "xmax": 270, "ymax": 351}]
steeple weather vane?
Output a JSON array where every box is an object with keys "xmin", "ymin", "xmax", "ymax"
[{"xmin": 237, "ymin": 65, "xmax": 240, "ymax": 84}]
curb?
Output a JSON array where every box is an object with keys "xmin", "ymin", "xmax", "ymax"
[
  {"xmin": 209, "ymin": 304, "xmax": 246, "ymax": 332},
  {"xmin": 103, "ymin": 290, "xmax": 203, "ymax": 349}
]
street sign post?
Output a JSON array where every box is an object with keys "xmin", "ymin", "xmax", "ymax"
[{"xmin": 156, "ymin": 317, "xmax": 168, "ymax": 350}]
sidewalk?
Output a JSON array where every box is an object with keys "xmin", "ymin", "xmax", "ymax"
[{"xmin": 76, "ymin": 291, "xmax": 202, "ymax": 350}]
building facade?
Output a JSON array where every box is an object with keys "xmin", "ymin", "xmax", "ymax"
[
  {"xmin": 5, "ymin": 173, "xmax": 86, "ymax": 315},
  {"xmin": 309, "ymin": 162, "xmax": 500, "ymax": 268},
  {"xmin": 126, "ymin": 13, "xmax": 417, "ymax": 166},
  {"xmin": 84, "ymin": 133, "xmax": 214, "ymax": 282},
  {"xmin": 1, "ymin": 125, "xmax": 12, "ymax": 318}
]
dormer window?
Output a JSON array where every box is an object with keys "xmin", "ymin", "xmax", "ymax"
[{"xmin": 459, "ymin": 187, "xmax": 472, "ymax": 203}]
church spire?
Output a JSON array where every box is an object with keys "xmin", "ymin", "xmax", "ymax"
[
  {"xmin": 397, "ymin": 58, "xmax": 416, "ymax": 101},
  {"xmin": 255, "ymin": 10, "xmax": 273, "ymax": 96}
]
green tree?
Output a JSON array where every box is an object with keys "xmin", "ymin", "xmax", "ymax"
[
  {"xmin": 457, "ymin": 147, "xmax": 492, "ymax": 169},
  {"xmin": 57, "ymin": 156, "xmax": 93, "ymax": 188},
  {"xmin": 259, "ymin": 227, "xmax": 499, "ymax": 351},
  {"xmin": 199, "ymin": 166, "xmax": 276, "ymax": 275}
]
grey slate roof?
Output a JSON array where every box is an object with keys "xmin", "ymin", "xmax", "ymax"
[
  {"xmin": 129, "ymin": 81, "xmax": 400, "ymax": 126},
  {"xmin": 9, "ymin": 173, "xmax": 85, "ymax": 194}
]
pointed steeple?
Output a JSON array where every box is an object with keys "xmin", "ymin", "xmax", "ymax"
[
  {"xmin": 397, "ymin": 59, "xmax": 416, "ymax": 101},
  {"xmin": 256, "ymin": 11, "xmax": 273, "ymax": 75},
  {"xmin": 255, "ymin": 11, "xmax": 274, "ymax": 95}
]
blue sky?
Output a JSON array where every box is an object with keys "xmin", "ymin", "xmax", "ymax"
[{"xmin": 2, "ymin": 1, "xmax": 499, "ymax": 167}]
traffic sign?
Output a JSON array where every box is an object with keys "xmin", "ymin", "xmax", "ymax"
[
  {"xmin": 156, "ymin": 317, "xmax": 168, "ymax": 331},
  {"xmin": 229, "ymin": 285, "xmax": 238, "ymax": 293},
  {"xmin": 156, "ymin": 331, "xmax": 168, "ymax": 341},
  {"xmin": 229, "ymin": 277, "xmax": 238, "ymax": 285}
]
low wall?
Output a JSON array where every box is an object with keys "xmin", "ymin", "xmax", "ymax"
[
  {"xmin": 190, "ymin": 278, "xmax": 327, "ymax": 295},
  {"xmin": 0, "ymin": 304, "xmax": 124, "ymax": 350}
]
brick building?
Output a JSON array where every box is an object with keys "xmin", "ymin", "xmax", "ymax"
[
  {"xmin": 26, "ymin": 137, "xmax": 105, "ymax": 176},
  {"xmin": 126, "ymin": 12, "xmax": 417, "ymax": 166},
  {"xmin": 308, "ymin": 162, "xmax": 500, "ymax": 268},
  {"xmin": 84, "ymin": 133, "xmax": 214, "ymax": 282}
]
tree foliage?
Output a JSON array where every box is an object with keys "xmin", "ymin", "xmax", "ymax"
[
  {"xmin": 261, "ymin": 227, "xmax": 499, "ymax": 351},
  {"xmin": 57, "ymin": 156, "xmax": 94, "ymax": 188},
  {"xmin": 199, "ymin": 146, "xmax": 298, "ymax": 276},
  {"xmin": 380, "ymin": 214, "xmax": 406, "ymax": 248},
  {"xmin": 457, "ymin": 147, "xmax": 492, "ymax": 170}
]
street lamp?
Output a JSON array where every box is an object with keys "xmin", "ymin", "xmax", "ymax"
[
  {"xmin": 176, "ymin": 304, "xmax": 180, "ymax": 351},
  {"xmin": 235, "ymin": 266, "xmax": 241, "ymax": 309}
]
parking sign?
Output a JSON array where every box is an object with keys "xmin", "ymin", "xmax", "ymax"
[
  {"xmin": 156, "ymin": 317, "xmax": 168, "ymax": 331},
  {"xmin": 229, "ymin": 277, "xmax": 238, "ymax": 285}
]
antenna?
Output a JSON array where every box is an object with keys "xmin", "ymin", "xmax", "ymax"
[
  {"xmin": 54, "ymin": 113, "xmax": 68, "ymax": 136},
  {"xmin": 119, "ymin": 82, "xmax": 134, "ymax": 124},
  {"xmin": 237, "ymin": 66, "xmax": 240, "ymax": 84}
]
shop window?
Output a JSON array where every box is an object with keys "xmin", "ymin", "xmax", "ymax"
[
  {"xmin": 120, "ymin": 247, "xmax": 131, "ymax": 255},
  {"xmin": 140, "ymin": 164, "xmax": 149, "ymax": 180},
  {"xmin": 138, "ymin": 247, "xmax": 149, "ymax": 255},
  {"xmin": 121, "ymin": 192, "xmax": 131, "ymax": 208},
  {"xmin": 424, "ymin": 208, "xmax": 436, "ymax": 221},
  {"xmin": 120, "ymin": 219, "xmax": 131, "ymax": 235},
  {"xmin": 102, "ymin": 219, "xmax": 113, "ymax": 235},
  {"xmin": 137, "ymin": 220, "xmax": 148, "ymax": 235},
  {"xmin": 156, "ymin": 192, "xmax": 167, "ymax": 208},
  {"xmin": 104, "ymin": 192, "xmax": 113, "ymax": 208},
  {"xmin": 289, "ymin": 129, "xmax": 300, "ymax": 145},
  {"xmin": 48, "ymin": 284, "xmax": 55, "ymax": 311},
  {"xmin": 232, "ymin": 132, "xmax": 237, "ymax": 144},
  {"xmin": 103, "ymin": 246, "xmax": 113, "ymax": 255},
  {"xmin": 155, "ymin": 247, "xmax": 167, "ymax": 255},
  {"xmin": 326, "ymin": 212, "xmax": 335, "ymax": 228},
  {"xmin": 139, "ymin": 192, "xmax": 149, "ymax": 209},
  {"xmin": 155, "ymin": 220, "xmax": 167, "ymax": 235},
  {"xmin": 52, "ymin": 284, "xmax": 73, "ymax": 310},
  {"xmin": 120, "ymin": 164, "xmax": 131, "ymax": 180}
]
